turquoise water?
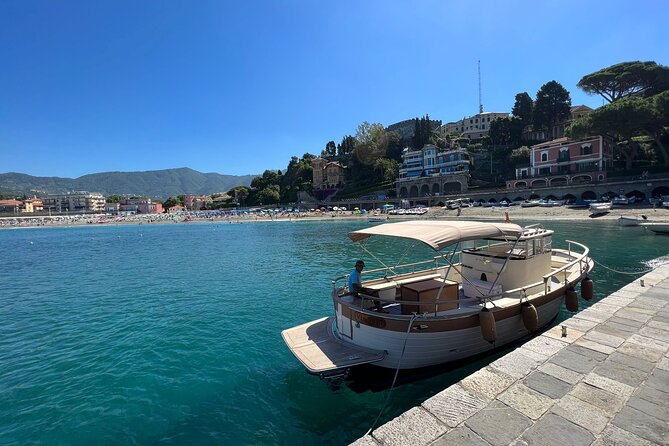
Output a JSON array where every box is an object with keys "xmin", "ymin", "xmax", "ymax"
[{"xmin": 0, "ymin": 219, "xmax": 667, "ymax": 445}]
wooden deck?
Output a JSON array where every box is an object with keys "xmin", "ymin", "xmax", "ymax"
[{"xmin": 282, "ymin": 317, "xmax": 385, "ymax": 374}]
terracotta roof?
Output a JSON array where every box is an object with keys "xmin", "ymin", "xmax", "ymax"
[{"xmin": 0, "ymin": 200, "xmax": 22, "ymax": 206}]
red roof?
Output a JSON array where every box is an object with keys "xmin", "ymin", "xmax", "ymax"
[{"xmin": 0, "ymin": 200, "xmax": 22, "ymax": 206}]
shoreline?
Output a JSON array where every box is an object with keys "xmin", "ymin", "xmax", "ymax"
[{"xmin": 2, "ymin": 205, "xmax": 669, "ymax": 230}]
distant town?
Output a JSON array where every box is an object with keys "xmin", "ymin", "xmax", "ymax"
[{"xmin": 1, "ymin": 61, "xmax": 668, "ymax": 217}]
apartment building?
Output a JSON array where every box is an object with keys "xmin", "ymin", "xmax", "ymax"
[
  {"xmin": 396, "ymin": 145, "xmax": 470, "ymax": 198},
  {"xmin": 42, "ymin": 192, "xmax": 105, "ymax": 213},
  {"xmin": 439, "ymin": 112, "xmax": 509, "ymax": 140}
]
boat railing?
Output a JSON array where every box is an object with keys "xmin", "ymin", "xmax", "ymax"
[
  {"xmin": 502, "ymin": 239, "xmax": 590, "ymax": 298},
  {"xmin": 334, "ymin": 239, "xmax": 591, "ymax": 314},
  {"xmin": 330, "ymin": 256, "xmax": 449, "ymax": 288}
]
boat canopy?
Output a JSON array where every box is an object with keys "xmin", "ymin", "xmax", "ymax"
[{"xmin": 348, "ymin": 220, "xmax": 524, "ymax": 251}]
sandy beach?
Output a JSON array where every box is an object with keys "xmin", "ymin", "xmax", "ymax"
[{"xmin": 2, "ymin": 203, "xmax": 668, "ymax": 229}]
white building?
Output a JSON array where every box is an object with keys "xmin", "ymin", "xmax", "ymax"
[
  {"xmin": 439, "ymin": 111, "xmax": 509, "ymax": 140},
  {"xmin": 42, "ymin": 191, "xmax": 105, "ymax": 213},
  {"xmin": 396, "ymin": 145, "xmax": 471, "ymax": 198}
]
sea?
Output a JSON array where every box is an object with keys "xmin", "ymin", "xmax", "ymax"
[{"xmin": 0, "ymin": 218, "xmax": 667, "ymax": 445}]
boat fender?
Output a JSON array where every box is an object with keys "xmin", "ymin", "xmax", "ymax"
[
  {"xmin": 581, "ymin": 277, "xmax": 593, "ymax": 301},
  {"xmin": 521, "ymin": 302, "xmax": 539, "ymax": 332},
  {"xmin": 565, "ymin": 287, "xmax": 578, "ymax": 312},
  {"xmin": 479, "ymin": 308, "xmax": 496, "ymax": 343}
]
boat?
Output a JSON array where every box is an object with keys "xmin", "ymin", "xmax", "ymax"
[
  {"xmin": 368, "ymin": 217, "xmax": 386, "ymax": 222},
  {"xmin": 520, "ymin": 200, "xmax": 541, "ymax": 208},
  {"xmin": 589, "ymin": 202, "xmax": 612, "ymax": 216},
  {"xmin": 618, "ymin": 215, "xmax": 647, "ymax": 226},
  {"xmin": 640, "ymin": 222, "xmax": 669, "ymax": 234},
  {"xmin": 282, "ymin": 220, "xmax": 593, "ymax": 376},
  {"xmin": 611, "ymin": 196, "xmax": 629, "ymax": 206}
]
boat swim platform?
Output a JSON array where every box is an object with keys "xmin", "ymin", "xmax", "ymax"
[
  {"xmin": 282, "ymin": 317, "xmax": 385, "ymax": 375},
  {"xmin": 352, "ymin": 257, "xmax": 669, "ymax": 446}
]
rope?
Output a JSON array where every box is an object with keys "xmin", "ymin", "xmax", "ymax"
[
  {"xmin": 593, "ymin": 258, "xmax": 669, "ymax": 276},
  {"xmin": 365, "ymin": 313, "xmax": 421, "ymax": 436}
]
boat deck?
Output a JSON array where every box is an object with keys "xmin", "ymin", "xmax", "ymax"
[{"xmin": 281, "ymin": 317, "xmax": 385, "ymax": 374}]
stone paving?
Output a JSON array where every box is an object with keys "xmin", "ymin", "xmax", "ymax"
[{"xmin": 352, "ymin": 263, "xmax": 669, "ymax": 446}]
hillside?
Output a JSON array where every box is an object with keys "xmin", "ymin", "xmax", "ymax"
[{"xmin": 0, "ymin": 168, "xmax": 257, "ymax": 199}]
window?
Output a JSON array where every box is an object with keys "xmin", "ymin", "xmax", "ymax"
[
  {"xmin": 482, "ymin": 124, "xmax": 485, "ymax": 130},
  {"xmin": 558, "ymin": 149, "xmax": 569, "ymax": 161},
  {"xmin": 580, "ymin": 145, "xmax": 593, "ymax": 156},
  {"xmin": 541, "ymin": 152, "xmax": 548, "ymax": 162},
  {"xmin": 539, "ymin": 167, "xmax": 551, "ymax": 175}
]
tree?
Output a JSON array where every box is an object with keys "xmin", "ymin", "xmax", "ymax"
[
  {"xmin": 509, "ymin": 146, "xmax": 530, "ymax": 166},
  {"xmin": 411, "ymin": 114, "xmax": 439, "ymax": 150},
  {"xmin": 322, "ymin": 141, "xmax": 336, "ymax": 158},
  {"xmin": 512, "ymin": 92, "xmax": 533, "ymax": 125},
  {"xmin": 567, "ymin": 97, "xmax": 653, "ymax": 170},
  {"xmin": 256, "ymin": 185, "xmax": 280, "ymax": 205},
  {"xmin": 489, "ymin": 116, "xmax": 523, "ymax": 147},
  {"xmin": 577, "ymin": 61, "xmax": 669, "ymax": 103},
  {"xmin": 373, "ymin": 158, "xmax": 400, "ymax": 183},
  {"xmin": 163, "ymin": 195, "xmax": 184, "ymax": 210},
  {"xmin": 337, "ymin": 135, "xmax": 356, "ymax": 161},
  {"xmin": 228, "ymin": 186, "xmax": 250, "ymax": 206},
  {"xmin": 642, "ymin": 90, "xmax": 669, "ymax": 166},
  {"xmin": 106, "ymin": 194, "xmax": 122, "ymax": 203},
  {"xmin": 250, "ymin": 170, "xmax": 281, "ymax": 190},
  {"xmin": 533, "ymin": 80, "xmax": 572, "ymax": 138}
]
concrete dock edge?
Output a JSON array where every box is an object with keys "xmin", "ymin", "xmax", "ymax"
[{"xmin": 352, "ymin": 258, "xmax": 669, "ymax": 446}]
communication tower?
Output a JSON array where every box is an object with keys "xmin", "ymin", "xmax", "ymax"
[{"xmin": 478, "ymin": 60, "xmax": 483, "ymax": 114}]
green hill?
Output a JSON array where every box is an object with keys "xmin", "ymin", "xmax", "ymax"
[{"xmin": 0, "ymin": 168, "xmax": 257, "ymax": 199}]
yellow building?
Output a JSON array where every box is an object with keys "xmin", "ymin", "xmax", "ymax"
[{"xmin": 312, "ymin": 158, "xmax": 347, "ymax": 190}]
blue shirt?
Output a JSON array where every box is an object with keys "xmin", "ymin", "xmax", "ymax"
[{"xmin": 348, "ymin": 268, "xmax": 361, "ymax": 295}]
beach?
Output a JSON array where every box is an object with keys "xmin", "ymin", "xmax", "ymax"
[{"xmin": 1, "ymin": 204, "xmax": 668, "ymax": 229}]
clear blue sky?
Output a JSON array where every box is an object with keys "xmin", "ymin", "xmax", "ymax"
[{"xmin": 1, "ymin": 0, "xmax": 667, "ymax": 178}]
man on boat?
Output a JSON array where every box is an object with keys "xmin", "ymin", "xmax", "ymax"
[{"xmin": 348, "ymin": 260, "xmax": 388, "ymax": 313}]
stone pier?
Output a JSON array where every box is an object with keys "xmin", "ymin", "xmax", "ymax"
[{"xmin": 353, "ymin": 260, "xmax": 669, "ymax": 446}]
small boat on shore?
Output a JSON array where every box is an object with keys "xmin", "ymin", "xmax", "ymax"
[
  {"xmin": 368, "ymin": 217, "xmax": 386, "ymax": 222},
  {"xmin": 282, "ymin": 220, "xmax": 593, "ymax": 377},
  {"xmin": 520, "ymin": 200, "xmax": 541, "ymax": 208},
  {"xmin": 640, "ymin": 222, "xmax": 669, "ymax": 234},
  {"xmin": 618, "ymin": 215, "xmax": 647, "ymax": 227},
  {"xmin": 589, "ymin": 202, "xmax": 612, "ymax": 216}
]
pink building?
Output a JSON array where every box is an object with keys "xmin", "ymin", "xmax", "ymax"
[
  {"xmin": 118, "ymin": 198, "xmax": 164, "ymax": 214},
  {"xmin": 184, "ymin": 195, "xmax": 209, "ymax": 210},
  {"xmin": 507, "ymin": 136, "xmax": 613, "ymax": 189}
]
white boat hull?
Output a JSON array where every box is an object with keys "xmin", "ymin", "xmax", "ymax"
[
  {"xmin": 335, "ymin": 298, "xmax": 562, "ymax": 369},
  {"xmin": 618, "ymin": 216, "xmax": 645, "ymax": 226},
  {"xmin": 641, "ymin": 222, "xmax": 669, "ymax": 234}
]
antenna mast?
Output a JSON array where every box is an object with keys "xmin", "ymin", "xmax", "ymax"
[{"xmin": 478, "ymin": 60, "xmax": 483, "ymax": 114}]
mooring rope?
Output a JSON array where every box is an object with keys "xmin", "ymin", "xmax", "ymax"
[
  {"xmin": 365, "ymin": 313, "xmax": 421, "ymax": 436},
  {"xmin": 593, "ymin": 258, "xmax": 669, "ymax": 276}
]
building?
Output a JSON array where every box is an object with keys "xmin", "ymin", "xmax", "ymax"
[
  {"xmin": 119, "ymin": 197, "xmax": 164, "ymax": 214},
  {"xmin": 507, "ymin": 135, "xmax": 613, "ymax": 189},
  {"xmin": 438, "ymin": 112, "xmax": 509, "ymax": 140},
  {"xmin": 42, "ymin": 192, "xmax": 105, "ymax": 213},
  {"xmin": 522, "ymin": 105, "xmax": 594, "ymax": 142},
  {"xmin": 396, "ymin": 145, "xmax": 471, "ymax": 198},
  {"xmin": 22, "ymin": 198, "xmax": 44, "ymax": 213},
  {"xmin": 311, "ymin": 158, "xmax": 347, "ymax": 200},
  {"xmin": 0, "ymin": 200, "xmax": 23, "ymax": 213},
  {"xmin": 184, "ymin": 195, "xmax": 210, "ymax": 211}
]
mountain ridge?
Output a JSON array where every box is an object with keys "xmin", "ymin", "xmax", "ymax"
[{"xmin": 0, "ymin": 167, "xmax": 258, "ymax": 199}]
